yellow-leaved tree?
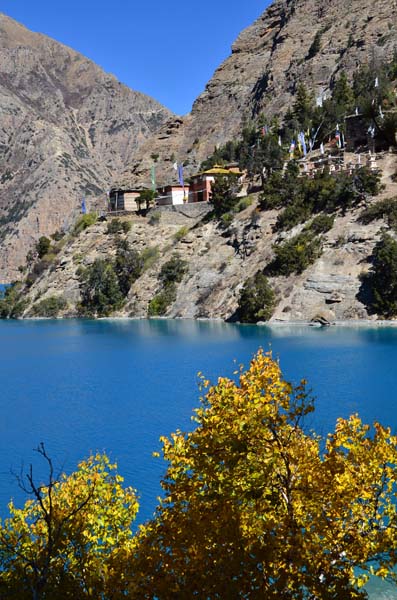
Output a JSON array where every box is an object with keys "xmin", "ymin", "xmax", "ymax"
[
  {"xmin": 2, "ymin": 352, "xmax": 397, "ymax": 599},
  {"xmin": 0, "ymin": 448, "xmax": 138, "ymax": 599},
  {"xmin": 131, "ymin": 351, "xmax": 397, "ymax": 599}
]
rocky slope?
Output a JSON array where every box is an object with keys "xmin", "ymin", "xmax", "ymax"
[
  {"xmin": 127, "ymin": 0, "xmax": 397, "ymax": 184},
  {"xmin": 0, "ymin": 14, "xmax": 172, "ymax": 280},
  {"xmin": 17, "ymin": 152, "xmax": 397, "ymax": 323}
]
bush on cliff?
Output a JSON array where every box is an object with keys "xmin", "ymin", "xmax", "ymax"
[
  {"xmin": 360, "ymin": 232, "xmax": 397, "ymax": 318},
  {"xmin": 266, "ymin": 231, "xmax": 323, "ymax": 276},
  {"xmin": 237, "ymin": 272, "xmax": 275, "ymax": 323}
]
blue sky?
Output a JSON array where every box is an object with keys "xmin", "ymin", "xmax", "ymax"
[{"xmin": 1, "ymin": 1, "xmax": 270, "ymax": 115}]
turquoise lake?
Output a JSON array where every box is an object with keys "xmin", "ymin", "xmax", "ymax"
[{"xmin": 1, "ymin": 318, "xmax": 397, "ymax": 598}]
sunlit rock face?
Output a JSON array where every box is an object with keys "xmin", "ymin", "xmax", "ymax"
[
  {"xmin": 0, "ymin": 13, "xmax": 172, "ymax": 280},
  {"xmin": 128, "ymin": 0, "xmax": 396, "ymax": 184}
]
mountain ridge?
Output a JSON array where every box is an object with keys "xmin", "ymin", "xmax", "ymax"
[
  {"xmin": 0, "ymin": 13, "xmax": 173, "ymax": 280},
  {"xmin": 126, "ymin": 0, "xmax": 397, "ymax": 184}
]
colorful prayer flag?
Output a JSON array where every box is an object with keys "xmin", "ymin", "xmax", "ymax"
[
  {"xmin": 299, "ymin": 132, "xmax": 307, "ymax": 157},
  {"xmin": 335, "ymin": 125, "xmax": 341, "ymax": 149}
]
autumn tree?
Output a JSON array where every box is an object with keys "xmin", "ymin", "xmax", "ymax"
[
  {"xmin": 0, "ymin": 447, "xmax": 138, "ymax": 600},
  {"xmin": 131, "ymin": 351, "xmax": 397, "ymax": 599}
]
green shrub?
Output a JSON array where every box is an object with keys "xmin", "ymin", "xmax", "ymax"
[
  {"xmin": 10, "ymin": 299, "xmax": 29, "ymax": 318},
  {"xmin": 210, "ymin": 175, "xmax": 241, "ymax": 218},
  {"xmin": 50, "ymin": 230, "xmax": 65, "ymax": 242},
  {"xmin": 148, "ymin": 211, "xmax": 161, "ymax": 226},
  {"xmin": 30, "ymin": 255, "xmax": 57, "ymax": 280},
  {"xmin": 141, "ymin": 247, "xmax": 160, "ymax": 271},
  {"xmin": 148, "ymin": 283, "xmax": 176, "ymax": 316},
  {"xmin": 78, "ymin": 259, "xmax": 123, "ymax": 317},
  {"xmin": 266, "ymin": 232, "xmax": 323, "ymax": 276},
  {"xmin": 304, "ymin": 214, "xmax": 335, "ymax": 234},
  {"xmin": 274, "ymin": 202, "xmax": 311, "ymax": 231},
  {"xmin": 0, "ymin": 283, "xmax": 26, "ymax": 319},
  {"xmin": 36, "ymin": 236, "xmax": 52, "ymax": 258},
  {"xmin": 159, "ymin": 255, "xmax": 188, "ymax": 285},
  {"xmin": 122, "ymin": 221, "xmax": 132, "ymax": 234},
  {"xmin": 261, "ymin": 167, "xmax": 382, "ymax": 225},
  {"xmin": 31, "ymin": 296, "xmax": 67, "ymax": 318},
  {"xmin": 359, "ymin": 197, "xmax": 397, "ymax": 229},
  {"xmin": 173, "ymin": 226, "xmax": 189, "ymax": 242},
  {"xmin": 114, "ymin": 239, "xmax": 143, "ymax": 296},
  {"xmin": 360, "ymin": 233, "xmax": 397, "ymax": 317},
  {"xmin": 73, "ymin": 213, "xmax": 97, "ymax": 236},
  {"xmin": 220, "ymin": 212, "xmax": 234, "ymax": 228},
  {"xmin": 237, "ymin": 272, "xmax": 275, "ymax": 323},
  {"xmin": 235, "ymin": 196, "xmax": 253, "ymax": 212},
  {"xmin": 307, "ymin": 30, "xmax": 322, "ymax": 59},
  {"xmin": 106, "ymin": 218, "xmax": 131, "ymax": 235},
  {"xmin": 73, "ymin": 253, "xmax": 84, "ymax": 264}
]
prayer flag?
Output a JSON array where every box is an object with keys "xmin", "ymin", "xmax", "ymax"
[
  {"xmin": 355, "ymin": 107, "xmax": 359, "ymax": 116},
  {"xmin": 173, "ymin": 162, "xmax": 178, "ymax": 171},
  {"xmin": 299, "ymin": 132, "xmax": 307, "ymax": 156},
  {"xmin": 178, "ymin": 164, "xmax": 184, "ymax": 188},
  {"xmin": 379, "ymin": 105, "xmax": 384, "ymax": 119},
  {"xmin": 289, "ymin": 141, "xmax": 296, "ymax": 159},
  {"xmin": 375, "ymin": 77, "xmax": 379, "ymax": 88},
  {"xmin": 335, "ymin": 126, "xmax": 341, "ymax": 149},
  {"xmin": 151, "ymin": 165, "xmax": 156, "ymax": 191},
  {"xmin": 278, "ymin": 136, "xmax": 282, "ymax": 147},
  {"xmin": 320, "ymin": 143, "xmax": 325, "ymax": 155}
]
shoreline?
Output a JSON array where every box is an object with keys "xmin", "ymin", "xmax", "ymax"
[{"xmin": 10, "ymin": 316, "xmax": 397, "ymax": 328}]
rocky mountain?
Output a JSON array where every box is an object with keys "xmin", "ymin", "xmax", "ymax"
[
  {"xmin": 0, "ymin": 13, "xmax": 172, "ymax": 280},
  {"xmin": 127, "ymin": 0, "xmax": 397, "ymax": 183},
  {"xmin": 13, "ymin": 151, "xmax": 397, "ymax": 323}
]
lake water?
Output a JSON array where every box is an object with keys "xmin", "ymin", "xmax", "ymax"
[{"xmin": 1, "ymin": 318, "xmax": 397, "ymax": 598}]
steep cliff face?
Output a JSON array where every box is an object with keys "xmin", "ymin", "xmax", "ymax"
[
  {"xmin": 0, "ymin": 14, "xmax": 172, "ymax": 280},
  {"xmin": 16, "ymin": 152, "xmax": 397, "ymax": 323},
  {"xmin": 128, "ymin": 0, "xmax": 397, "ymax": 183}
]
